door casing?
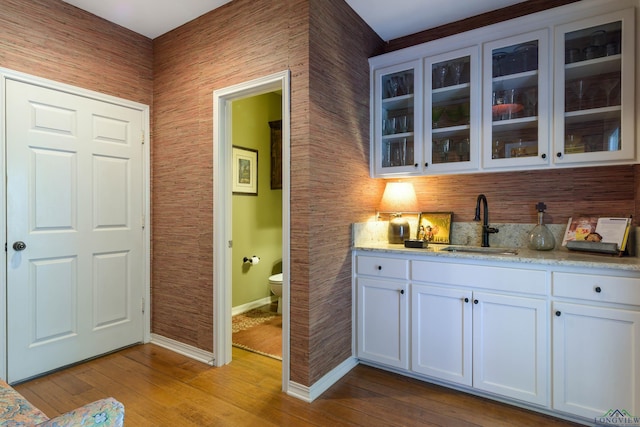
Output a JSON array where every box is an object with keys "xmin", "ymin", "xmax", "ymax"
[{"xmin": 212, "ymin": 70, "xmax": 291, "ymax": 391}]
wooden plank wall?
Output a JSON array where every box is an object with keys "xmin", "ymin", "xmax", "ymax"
[
  {"xmin": 151, "ymin": 0, "xmax": 383, "ymax": 386},
  {"xmin": 0, "ymin": 0, "xmax": 152, "ymax": 104},
  {"xmin": 304, "ymin": 0, "xmax": 383, "ymax": 384},
  {"xmin": 151, "ymin": 0, "xmax": 300, "ymax": 355},
  {"xmin": 408, "ymin": 166, "xmax": 637, "ymax": 224},
  {"xmin": 153, "ymin": 0, "xmax": 382, "ymax": 385}
]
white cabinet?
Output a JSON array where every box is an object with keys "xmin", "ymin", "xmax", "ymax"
[
  {"xmin": 354, "ymin": 249, "xmax": 640, "ymax": 423},
  {"xmin": 552, "ymin": 271, "xmax": 640, "ymax": 419},
  {"xmin": 411, "ymin": 284, "xmax": 472, "ymax": 385},
  {"xmin": 425, "ymin": 46, "xmax": 480, "ymax": 173},
  {"xmin": 553, "ymin": 9, "xmax": 635, "ymax": 165},
  {"xmin": 411, "ymin": 262, "xmax": 548, "ymax": 406},
  {"xmin": 369, "ymin": 1, "xmax": 637, "ymax": 177},
  {"xmin": 472, "ymin": 291, "xmax": 547, "ymax": 406},
  {"xmin": 355, "ymin": 256, "xmax": 409, "ymax": 369},
  {"xmin": 482, "ymin": 29, "xmax": 550, "ymax": 170},
  {"xmin": 371, "ymin": 60, "xmax": 423, "ymax": 176},
  {"xmin": 552, "ymin": 302, "xmax": 640, "ymax": 419}
]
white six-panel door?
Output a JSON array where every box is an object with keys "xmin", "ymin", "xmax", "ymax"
[{"xmin": 5, "ymin": 79, "xmax": 145, "ymax": 382}]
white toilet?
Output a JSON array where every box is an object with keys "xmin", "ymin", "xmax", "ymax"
[{"xmin": 268, "ymin": 273, "xmax": 283, "ymax": 314}]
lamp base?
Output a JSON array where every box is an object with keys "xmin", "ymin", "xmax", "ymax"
[{"xmin": 388, "ymin": 217, "xmax": 410, "ymax": 244}]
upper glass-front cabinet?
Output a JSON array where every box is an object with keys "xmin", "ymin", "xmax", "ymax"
[
  {"xmin": 372, "ymin": 60, "xmax": 423, "ymax": 176},
  {"xmin": 425, "ymin": 47, "xmax": 480, "ymax": 173},
  {"xmin": 369, "ymin": 2, "xmax": 637, "ymax": 178},
  {"xmin": 482, "ymin": 29, "xmax": 550, "ymax": 169},
  {"xmin": 554, "ymin": 9, "xmax": 635, "ymax": 164}
]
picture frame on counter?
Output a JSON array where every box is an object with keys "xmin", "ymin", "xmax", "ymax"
[
  {"xmin": 417, "ymin": 212, "xmax": 453, "ymax": 244},
  {"xmin": 232, "ymin": 146, "xmax": 258, "ymax": 195}
]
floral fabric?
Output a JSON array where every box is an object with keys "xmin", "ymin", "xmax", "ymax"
[
  {"xmin": 0, "ymin": 380, "xmax": 48, "ymax": 426},
  {"xmin": 37, "ymin": 398, "xmax": 124, "ymax": 427},
  {"xmin": 0, "ymin": 380, "xmax": 123, "ymax": 427}
]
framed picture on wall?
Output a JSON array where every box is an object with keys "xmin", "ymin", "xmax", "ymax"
[
  {"xmin": 269, "ymin": 120, "xmax": 282, "ymax": 189},
  {"xmin": 232, "ymin": 146, "xmax": 258, "ymax": 195}
]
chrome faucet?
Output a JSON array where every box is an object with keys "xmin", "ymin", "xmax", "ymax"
[{"xmin": 474, "ymin": 194, "xmax": 499, "ymax": 247}]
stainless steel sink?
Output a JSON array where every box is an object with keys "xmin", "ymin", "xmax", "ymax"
[{"xmin": 440, "ymin": 246, "xmax": 519, "ymax": 255}]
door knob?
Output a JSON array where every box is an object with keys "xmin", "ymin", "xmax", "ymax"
[{"xmin": 12, "ymin": 241, "xmax": 26, "ymax": 251}]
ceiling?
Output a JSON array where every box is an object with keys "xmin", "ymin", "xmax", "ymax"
[
  {"xmin": 345, "ymin": 0, "xmax": 528, "ymax": 41},
  {"xmin": 61, "ymin": 0, "xmax": 528, "ymax": 41}
]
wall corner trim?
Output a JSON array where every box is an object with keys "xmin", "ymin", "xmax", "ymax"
[
  {"xmin": 287, "ymin": 357, "xmax": 359, "ymax": 402},
  {"xmin": 150, "ymin": 334, "xmax": 215, "ymax": 366}
]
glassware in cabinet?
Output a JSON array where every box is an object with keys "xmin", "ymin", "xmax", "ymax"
[
  {"xmin": 554, "ymin": 10, "xmax": 635, "ymax": 164},
  {"xmin": 425, "ymin": 47, "xmax": 479, "ymax": 172},
  {"xmin": 483, "ymin": 29, "xmax": 550, "ymax": 169},
  {"xmin": 373, "ymin": 61, "xmax": 423, "ymax": 176}
]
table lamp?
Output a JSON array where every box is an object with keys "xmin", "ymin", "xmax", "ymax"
[{"xmin": 378, "ymin": 182, "xmax": 419, "ymax": 244}]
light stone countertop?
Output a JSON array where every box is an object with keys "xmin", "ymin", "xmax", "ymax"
[
  {"xmin": 353, "ymin": 241, "xmax": 640, "ymax": 272},
  {"xmin": 353, "ymin": 221, "xmax": 640, "ymax": 273}
]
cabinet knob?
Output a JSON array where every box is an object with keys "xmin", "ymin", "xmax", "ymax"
[
  {"xmin": 595, "ymin": 286, "xmax": 602, "ymax": 293},
  {"xmin": 414, "ymin": 163, "xmax": 419, "ymax": 168},
  {"xmin": 555, "ymin": 310, "xmax": 561, "ymax": 316},
  {"xmin": 473, "ymin": 299, "xmax": 478, "ymax": 304},
  {"xmin": 541, "ymin": 153, "xmax": 547, "ymax": 159},
  {"xmin": 464, "ymin": 297, "xmax": 469, "ymax": 303},
  {"xmin": 424, "ymin": 162, "xmax": 429, "ymax": 168},
  {"xmin": 377, "ymin": 265, "xmax": 382, "ymax": 270},
  {"xmin": 556, "ymin": 152, "xmax": 562, "ymax": 158},
  {"xmin": 400, "ymin": 289, "xmax": 405, "ymax": 295}
]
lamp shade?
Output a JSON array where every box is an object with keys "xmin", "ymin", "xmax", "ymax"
[
  {"xmin": 378, "ymin": 182, "xmax": 419, "ymax": 213},
  {"xmin": 379, "ymin": 182, "xmax": 419, "ymax": 244}
]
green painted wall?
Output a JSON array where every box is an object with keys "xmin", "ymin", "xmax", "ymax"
[{"xmin": 232, "ymin": 93, "xmax": 283, "ymax": 308}]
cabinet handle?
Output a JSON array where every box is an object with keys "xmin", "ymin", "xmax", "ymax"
[
  {"xmin": 556, "ymin": 152, "xmax": 562, "ymax": 158},
  {"xmin": 555, "ymin": 310, "xmax": 561, "ymax": 316},
  {"xmin": 541, "ymin": 153, "xmax": 547, "ymax": 159},
  {"xmin": 473, "ymin": 299, "xmax": 478, "ymax": 304},
  {"xmin": 414, "ymin": 163, "xmax": 419, "ymax": 168},
  {"xmin": 377, "ymin": 265, "xmax": 382, "ymax": 271},
  {"xmin": 464, "ymin": 297, "xmax": 469, "ymax": 303},
  {"xmin": 424, "ymin": 162, "xmax": 429, "ymax": 168},
  {"xmin": 595, "ymin": 286, "xmax": 602, "ymax": 293},
  {"xmin": 400, "ymin": 289, "xmax": 405, "ymax": 295}
]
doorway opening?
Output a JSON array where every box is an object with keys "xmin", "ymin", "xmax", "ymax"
[{"xmin": 212, "ymin": 71, "xmax": 290, "ymax": 391}]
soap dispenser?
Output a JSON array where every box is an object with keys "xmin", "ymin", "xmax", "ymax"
[{"xmin": 528, "ymin": 202, "xmax": 555, "ymax": 251}]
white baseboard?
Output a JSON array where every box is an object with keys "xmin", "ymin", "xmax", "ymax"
[
  {"xmin": 150, "ymin": 334, "xmax": 215, "ymax": 366},
  {"xmin": 232, "ymin": 296, "xmax": 275, "ymax": 316},
  {"xmin": 287, "ymin": 356, "xmax": 359, "ymax": 402}
]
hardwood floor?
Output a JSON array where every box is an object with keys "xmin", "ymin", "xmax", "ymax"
[
  {"xmin": 232, "ymin": 305, "xmax": 282, "ymax": 359},
  {"xmin": 13, "ymin": 344, "xmax": 581, "ymax": 426}
]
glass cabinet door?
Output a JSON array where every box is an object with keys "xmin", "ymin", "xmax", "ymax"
[
  {"xmin": 554, "ymin": 10, "xmax": 634, "ymax": 164},
  {"xmin": 483, "ymin": 29, "xmax": 550, "ymax": 169},
  {"xmin": 373, "ymin": 60, "xmax": 423, "ymax": 176},
  {"xmin": 425, "ymin": 47, "xmax": 479, "ymax": 173}
]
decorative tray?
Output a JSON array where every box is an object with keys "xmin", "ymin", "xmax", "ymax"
[
  {"xmin": 566, "ymin": 240, "xmax": 619, "ymax": 255},
  {"xmin": 491, "ymin": 103, "xmax": 524, "ymax": 116}
]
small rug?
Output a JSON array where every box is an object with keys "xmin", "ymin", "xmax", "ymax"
[{"xmin": 232, "ymin": 308, "xmax": 282, "ymax": 360}]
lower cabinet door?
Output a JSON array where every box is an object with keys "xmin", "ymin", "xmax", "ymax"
[
  {"xmin": 472, "ymin": 292, "xmax": 549, "ymax": 406},
  {"xmin": 411, "ymin": 284, "xmax": 472, "ymax": 385},
  {"xmin": 356, "ymin": 277, "xmax": 408, "ymax": 369},
  {"xmin": 553, "ymin": 302, "xmax": 640, "ymax": 419}
]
